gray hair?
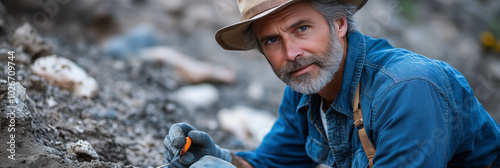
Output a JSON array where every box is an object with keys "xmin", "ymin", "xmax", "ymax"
[{"xmin": 243, "ymin": 0, "xmax": 359, "ymax": 52}]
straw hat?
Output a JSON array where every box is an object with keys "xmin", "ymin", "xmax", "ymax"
[{"xmin": 215, "ymin": 0, "xmax": 368, "ymax": 50}]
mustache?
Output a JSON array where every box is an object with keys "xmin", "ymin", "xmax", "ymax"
[{"xmin": 276, "ymin": 55, "xmax": 323, "ymax": 78}]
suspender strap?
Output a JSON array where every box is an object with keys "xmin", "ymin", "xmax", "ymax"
[{"xmin": 353, "ymin": 82, "xmax": 376, "ymax": 168}]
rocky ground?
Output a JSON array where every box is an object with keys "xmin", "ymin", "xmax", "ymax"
[{"xmin": 0, "ymin": 0, "xmax": 499, "ymax": 168}]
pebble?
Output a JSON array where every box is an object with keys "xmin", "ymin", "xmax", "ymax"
[
  {"xmin": 46, "ymin": 97, "xmax": 58, "ymax": 107},
  {"xmin": 66, "ymin": 140, "xmax": 99, "ymax": 162}
]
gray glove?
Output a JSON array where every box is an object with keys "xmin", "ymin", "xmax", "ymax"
[
  {"xmin": 190, "ymin": 156, "xmax": 236, "ymax": 168},
  {"xmin": 164, "ymin": 123, "xmax": 232, "ymax": 168}
]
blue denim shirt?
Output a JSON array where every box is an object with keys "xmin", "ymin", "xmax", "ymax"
[{"xmin": 236, "ymin": 30, "xmax": 500, "ymax": 167}]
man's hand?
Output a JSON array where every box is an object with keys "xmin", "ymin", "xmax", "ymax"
[
  {"xmin": 190, "ymin": 156, "xmax": 236, "ymax": 168},
  {"xmin": 164, "ymin": 123, "xmax": 232, "ymax": 168}
]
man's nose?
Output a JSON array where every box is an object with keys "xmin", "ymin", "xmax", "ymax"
[{"xmin": 284, "ymin": 39, "xmax": 303, "ymax": 61}]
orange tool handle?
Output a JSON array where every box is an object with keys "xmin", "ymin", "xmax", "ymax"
[{"xmin": 180, "ymin": 137, "xmax": 191, "ymax": 155}]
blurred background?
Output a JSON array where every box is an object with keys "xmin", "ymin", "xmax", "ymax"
[{"xmin": 0, "ymin": 0, "xmax": 499, "ymax": 167}]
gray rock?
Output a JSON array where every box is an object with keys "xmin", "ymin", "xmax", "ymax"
[
  {"xmin": 2, "ymin": 81, "xmax": 31, "ymax": 119},
  {"xmin": 66, "ymin": 140, "xmax": 99, "ymax": 162},
  {"xmin": 12, "ymin": 23, "xmax": 53, "ymax": 57}
]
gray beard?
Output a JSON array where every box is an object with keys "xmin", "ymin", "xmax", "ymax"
[{"xmin": 273, "ymin": 31, "xmax": 344, "ymax": 95}]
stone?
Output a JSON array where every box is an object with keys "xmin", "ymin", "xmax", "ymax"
[
  {"xmin": 66, "ymin": 140, "xmax": 99, "ymax": 162},
  {"xmin": 139, "ymin": 46, "xmax": 236, "ymax": 84},
  {"xmin": 247, "ymin": 81, "xmax": 264, "ymax": 102},
  {"xmin": 2, "ymin": 81, "xmax": 31, "ymax": 119},
  {"xmin": 174, "ymin": 84, "xmax": 219, "ymax": 111},
  {"xmin": 217, "ymin": 106, "xmax": 276, "ymax": 148},
  {"xmin": 31, "ymin": 55, "xmax": 99, "ymax": 98},
  {"xmin": 102, "ymin": 24, "xmax": 158, "ymax": 59},
  {"xmin": 12, "ymin": 23, "xmax": 53, "ymax": 57},
  {"xmin": 46, "ymin": 97, "xmax": 57, "ymax": 107}
]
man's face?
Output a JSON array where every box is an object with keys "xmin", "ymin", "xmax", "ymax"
[{"xmin": 252, "ymin": 1, "xmax": 344, "ymax": 94}]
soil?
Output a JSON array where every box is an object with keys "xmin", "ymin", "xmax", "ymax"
[{"xmin": 0, "ymin": 1, "xmax": 281, "ymax": 167}]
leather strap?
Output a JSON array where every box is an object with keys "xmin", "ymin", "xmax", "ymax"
[
  {"xmin": 353, "ymin": 82, "xmax": 376, "ymax": 168},
  {"xmin": 353, "ymin": 82, "xmax": 493, "ymax": 167}
]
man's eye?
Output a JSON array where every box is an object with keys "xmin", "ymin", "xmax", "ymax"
[
  {"xmin": 266, "ymin": 38, "xmax": 278, "ymax": 44},
  {"xmin": 298, "ymin": 25, "xmax": 309, "ymax": 32}
]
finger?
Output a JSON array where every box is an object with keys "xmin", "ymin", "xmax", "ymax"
[
  {"xmin": 188, "ymin": 130, "xmax": 214, "ymax": 148},
  {"xmin": 168, "ymin": 160, "xmax": 187, "ymax": 168},
  {"xmin": 168, "ymin": 157, "xmax": 191, "ymax": 168},
  {"xmin": 163, "ymin": 135, "xmax": 179, "ymax": 155},
  {"xmin": 164, "ymin": 148, "xmax": 177, "ymax": 163},
  {"xmin": 178, "ymin": 152, "xmax": 196, "ymax": 165},
  {"xmin": 169, "ymin": 123, "xmax": 197, "ymax": 148},
  {"xmin": 164, "ymin": 148, "xmax": 174, "ymax": 164}
]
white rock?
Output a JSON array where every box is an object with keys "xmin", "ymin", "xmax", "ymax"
[
  {"xmin": 139, "ymin": 46, "xmax": 236, "ymax": 84},
  {"xmin": 66, "ymin": 140, "xmax": 99, "ymax": 162},
  {"xmin": 174, "ymin": 84, "xmax": 219, "ymax": 110},
  {"xmin": 31, "ymin": 55, "xmax": 99, "ymax": 98},
  {"xmin": 46, "ymin": 96, "xmax": 58, "ymax": 107},
  {"xmin": 217, "ymin": 106, "xmax": 277, "ymax": 148},
  {"xmin": 247, "ymin": 81, "xmax": 264, "ymax": 102}
]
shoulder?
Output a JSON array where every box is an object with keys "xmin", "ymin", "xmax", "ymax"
[
  {"xmin": 360, "ymin": 41, "xmax": 454, "ymax": 123},
  {"xmin": 363, "ymin": 46, "xmax": 450, "ymax": 100},
  {"xmin": 362, "ymin": 35, "xmax": 448, "ymax": 82}
]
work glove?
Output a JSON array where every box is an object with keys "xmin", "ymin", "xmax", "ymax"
[
  {"xmin": 164, "ymin": 122, "xmax": 232, "ymax": 168},
  {"xmin": 190, "ymin": 156, "xmax": 236, "ymax": 168}
]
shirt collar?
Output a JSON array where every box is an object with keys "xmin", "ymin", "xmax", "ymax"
[{"xmin": 328, "ymin": 30, "xmax": 366, "ymax": 117}]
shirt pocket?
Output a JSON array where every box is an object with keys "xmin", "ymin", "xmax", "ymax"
[
  {"xmin": 351, "ymin": 147, "xmax": 369, "ymax": 168},
  {"xmin": 305, "ymin": 135, "xmax": 333, "ymax": 166}
]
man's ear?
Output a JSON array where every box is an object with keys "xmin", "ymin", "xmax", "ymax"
[{"xmin": 334, "ymin": 16, "xmax": 348, "ymax": 38}]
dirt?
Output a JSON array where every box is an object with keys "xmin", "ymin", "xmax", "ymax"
[{"xmin": 0, "ymin": 1, "xmax": 250, "ymax": 167}]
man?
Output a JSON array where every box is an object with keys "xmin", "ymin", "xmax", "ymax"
[{"xmin": 164, "ymin": 0, "xmax": 500, "ymax": 167}]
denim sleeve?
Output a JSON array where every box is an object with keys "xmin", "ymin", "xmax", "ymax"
[
  {"xmin": 236, "ymin": 87, "xmax": 317, "ymax": 168},
  {"xmin": 370, "ymin": 79, "xmax": 450, "ymax": 167}
]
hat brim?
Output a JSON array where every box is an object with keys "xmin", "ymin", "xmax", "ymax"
[{"xmin": 215, "ymin": 0, "xmax": 368, "ymax": 50}]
